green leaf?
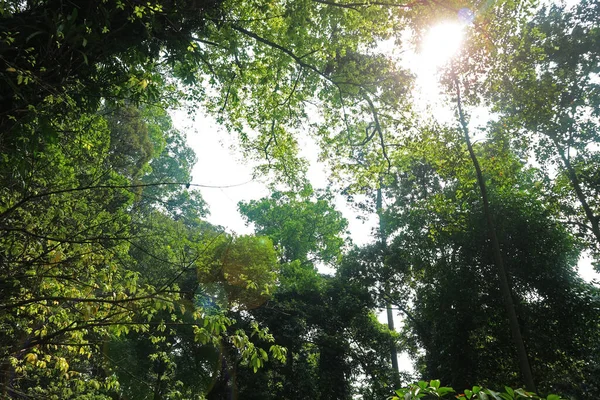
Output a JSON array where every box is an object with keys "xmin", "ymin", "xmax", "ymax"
[
  {"xmin": 484, "ymin": 389, "xmax": 503, "ymax": 400},
  {"xmin": 477, "ymin": 392, "xmax": 489, "ymax": 400},
  {"xmin": 69, "ymin": 7, "xmax": 78, "ymax": 21},
  {"xmin": 514, "ymin": 389, "xmax": 532, "ymax": 398},
  {"xmin": 437, "ymin": 387, "xmax": 454, "ymax": 396}
]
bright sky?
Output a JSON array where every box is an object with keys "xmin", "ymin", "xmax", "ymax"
[
  {"xmin": 172, "ymin": 108, "xmax": 377, "ymax": 246},
  {"xmin": 172, "ymin": 110, "xmax": 269, "ymax": 235}
]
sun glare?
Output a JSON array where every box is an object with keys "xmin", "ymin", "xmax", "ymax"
[
  {"xmin": 420, "ymin": 22, "xmax": 465, "ymax": 67},
  {"xmin": 408, "ymin": 21, "xmax": 467, "ymax": 120}
]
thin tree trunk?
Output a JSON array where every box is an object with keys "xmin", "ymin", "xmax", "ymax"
[
  {"xmin": 455, "ymin": 81, "xmax": 536, "ymax": 392},
  {"xmin": 376, "ymin": 186, "xmax": 399, "ymax": 373},
  {"xmin": 386, "ymin": 301, "xmax": 399, "ymax": 372},
  {"xmin": 152, "ymin": 363, "xmax": 164, "ymax": 400},
  {"xmin": 550, "ymin": 135, "xmax": 600, "ymax": 244}
]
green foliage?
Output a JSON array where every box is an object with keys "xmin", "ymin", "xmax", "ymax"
[
  {"xmin": 0, "ymin": 0, "xmax": 422, "ymax": 185},
  {"xmin": 380, "ymin": 131, "xmax": 600, "ymax": 396},
  {"xmin": 200, "ymin": 235, "xmax": 279, "ymax": 310},
  {"xmin": 2, "ymin": 0, "xmax": 600, "ymax": 397},
  {"xmin": 239, "ymin": 186, "xmax": 348, "ymax": 265},
  {"xmin": 393, "ymin": 381, "xmax": 565, "ymax": 400},
  {"xmin": 457, "ymin": 0, "xmax": 600, "ymax": 263},
  {"xmin": 0, "ymin": 0, "xmax": 223, "ymax": 126},
  {"xmin": 232, "ymin": 190, "xmax": 402, "ymax": 399},
  {"xmin": 105, "ymin": 105, "xmax": 155, "ymax": 180},
  {"xmin": 0, "ymin": 102, "xmax": 286, "ymax": 397}
]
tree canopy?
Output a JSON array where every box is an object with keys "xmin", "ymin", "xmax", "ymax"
[{"xmin": 1, "ymin": 0, "xmax": 600, "ymax": 399}]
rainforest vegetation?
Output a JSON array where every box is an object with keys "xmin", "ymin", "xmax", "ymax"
[{"xmin": 0, "ymin": 0, "xmax": 599, "ymax": 398}]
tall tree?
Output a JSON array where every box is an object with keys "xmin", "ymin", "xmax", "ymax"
[
  {"xmin": 483, "ymin": 1, "xmax": 600, "ymax": 262},
  {"xmin": 0, "ymin": 103, "xmax": 285, "ymax": 398},
  {"xmin": 455, "ymin": 81, "xmax": 535, "ymax": 391},
  {"xmin": 234, "ymin": 189, "xmax": 400, "ymax": 399},
  {"xmin": 380, "ymin": 124, "xmax": 600, "ymax": 397}
]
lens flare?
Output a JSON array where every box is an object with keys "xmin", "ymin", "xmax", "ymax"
[{"xmin": 420, "ymin": 22, "xmax": 464, "ymax": 68}]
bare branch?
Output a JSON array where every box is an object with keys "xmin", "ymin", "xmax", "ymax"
[{"xmin": 362, "ymin": 91, "xmax": 391, "ymax": 173}]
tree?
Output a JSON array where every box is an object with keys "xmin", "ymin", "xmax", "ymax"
[
  {"xmin": 0, "ymin": 105, "xmax": 160, "ymax": 397},
  {"xmin": 239, "ymin": 186, "xmax": 347, "ymax": 265},
  {"xmin": 0, "ymin": 0, "xmax": 437, "ymax": 187},
  {"xmin": 456, "ymin": 82, "xmax": 535, "ymax": 391},
  {"xmin": 233, "ymin": 190, "xmax": 401, "ymax": 399},
  {"xmin": 0, "ymin": 0, "xmax": 422, "ymax": 395},
  {"xmin": 3, "ymin": 0, "xmax": 599, "ymax": 397},
  {"xmin": 0, "ymin": 103, "xmax": 286, "ymax": 398},
  {"xmin": 0, "ymin": 0, "xmax": 223, "ymax": 131},
  {"xmin": 482, "ymin": 1, "xmax": 600, "ymax": 263},
  {"xmin": 379, "ymin": 125, "xmax": 600, "ymax": 397},
  {"xmin": 391, "ymin": 1, "xmax": 600, "ymax": 392}
]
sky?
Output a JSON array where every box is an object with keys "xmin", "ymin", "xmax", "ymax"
[{"xmin": 173, "ymin": 108, "xmax": 378, "ymax": 247}]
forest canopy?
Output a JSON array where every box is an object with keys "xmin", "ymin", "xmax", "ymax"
[{"xmin": 0, "ymin": 0, "xmax": 599, "ymax": 399}]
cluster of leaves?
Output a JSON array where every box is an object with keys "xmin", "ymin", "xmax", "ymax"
[
  {"xmin": 0, "ymin": 0, "xmax": 415, "ymax": 396},
  {"xmin": 0, "ymin": 99, "xmax": 288, "ymax": 397},
  {"xmin": 354, "ymin": 124, "xmax": 600, "ymax": 398},
  {"xmin": 393, "ymin": 380, "xmax": 564, "ymax": 400}
]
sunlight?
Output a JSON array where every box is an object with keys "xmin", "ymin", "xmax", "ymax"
[
  {"xmin": 419, "ymin": 22, "xmax": 465, "ymax": 68},
  {"xmin": 408, "ymin": 21, "xmax": 467, "ymax": 122}
]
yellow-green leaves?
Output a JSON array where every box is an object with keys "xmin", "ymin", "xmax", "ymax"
[
  {"xmin": 54, "ymin": 357, "xmax": 69, "ymax": 373},
  {"xmin": 200, "ymin": 235, "xmax": 279, "ymax": 310}
]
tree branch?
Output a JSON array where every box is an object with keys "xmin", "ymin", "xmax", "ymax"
[
  {"xmin": 230, "ymin": 25, "xmax": 333, "ymax": 83},
  {"xmin": 363, "ymin": 91, "xmax": 391, "ymax": 174}
]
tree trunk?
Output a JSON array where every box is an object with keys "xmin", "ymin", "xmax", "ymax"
[
  {"xmin": 376, "ymin": 186, "xmax": 399, "ymax": 374},
  {"xmin": 550, "ymin": 136, "xmax": 600, "ymax": 245},
  {"xmin": 455, "ymin": 82, "xmax": 536, "ymax": 392}
]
